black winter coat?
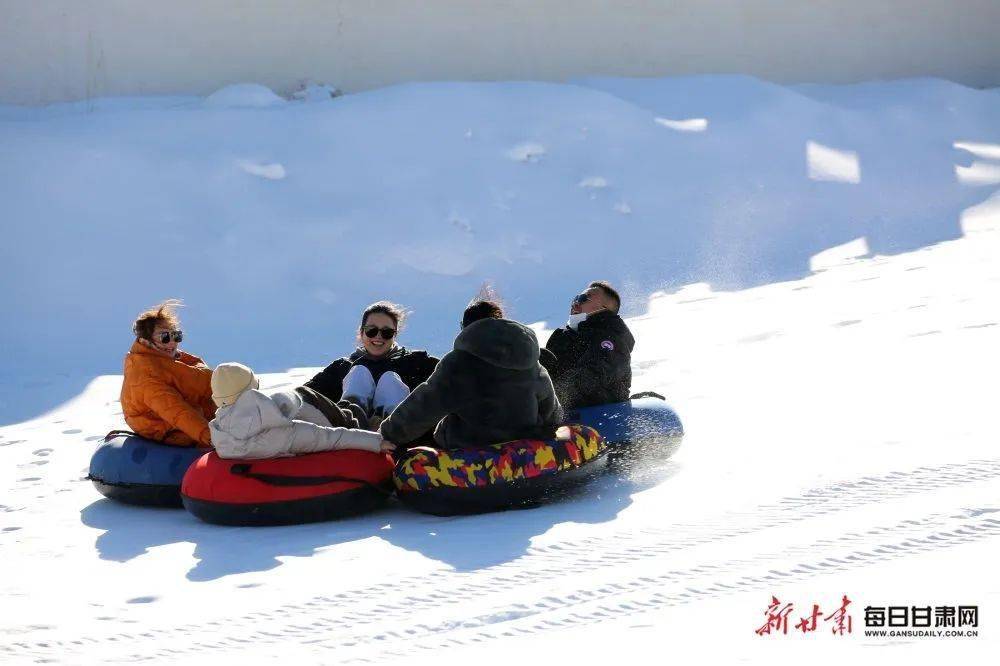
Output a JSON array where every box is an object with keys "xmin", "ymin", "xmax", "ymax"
[
  {"xmin": 541, "ymin": 310, "xmax": 634, "ymax": 409},
  {"xmin": 303, "ymin": 346, "xmax": 439, "ymax": 403},
  {"xmin": 379, "ymin": 319, "xmax": 562, "ymax": 449}
]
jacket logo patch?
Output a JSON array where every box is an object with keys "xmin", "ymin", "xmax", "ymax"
[{"xmin": 601, "ymin": 340, "xmax": 615, "ymax": 351}]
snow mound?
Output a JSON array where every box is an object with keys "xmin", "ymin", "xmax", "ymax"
[
  {"xmin": 578, "ymin": 176, "xmax": 609, "ymax": 189},
  {"xmin": 1, "ymin": 75, "xmax": 998, "ymax": 421},
  {"xmin": 290, "ymin": 82, "xmax": 342, "ymax": 102},
  {"xmin": 507, "ymin": 142, "xmax": 546, "ymax": 162},
  {"xmin": 237, "ymin": 160, "xmax": 287, "ymax": 180},
  {"xmin": 204, "ymin": 83, "xmax": 286, "ymax": 108}
]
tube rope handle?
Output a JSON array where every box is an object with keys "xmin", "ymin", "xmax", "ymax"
[{"xmin": 228, "ymin": 463, "xmax": 393, "ymax": 496}]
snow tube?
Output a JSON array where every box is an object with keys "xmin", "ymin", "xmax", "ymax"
[
  {"xmin": 393, "ymin": 424, "xmax": 607, "ymax": 516},
  {"xmin": 181, "ymin": 449, "xmax": 394, "ymax": 526},
  {"xmin": 88, "ymin": 431, "xmax": 206, "ymax": 507},
  {"xmin": 566, "ymin": 393, "xmax": 684, "ymax": 461}
]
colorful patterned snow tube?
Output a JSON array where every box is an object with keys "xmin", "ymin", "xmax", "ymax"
[
  {"xmin": 181, "ymin": 449, "xmax": 394, "ymax": 526},
  {"xmin": 88, "ymin": 431, "xmax": 206, "ymax": 507},
  {"xmin": 393, "ymin": 425, "xmax": 607, "ymax": 515}
]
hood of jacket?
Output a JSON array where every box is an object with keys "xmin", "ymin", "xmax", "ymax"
[
  {"xmin": 580, "ymin": 310, "xmax": 636, "ymax": 352},
  {"xmin": 454, "ymin": 318, "xmax": 540, "ymax": 370}
]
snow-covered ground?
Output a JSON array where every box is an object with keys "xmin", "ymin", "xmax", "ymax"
[{"xmin": 1, "ymin": 77, "xmax": 998, "ymax": 663}]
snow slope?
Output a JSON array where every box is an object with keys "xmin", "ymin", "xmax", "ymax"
[
  {"xmin": 2, "ymin": 76, "xmax": 997, "ymax": 422},
  {"xmin": 1, "ymin": 77, "xmax": 999, "ymax": 663}
]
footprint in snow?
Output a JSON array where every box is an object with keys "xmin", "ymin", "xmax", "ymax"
[
  {"xmin": 834, "ymin": 320, "xmax": 862, "ymax": 327},
  {"xmin": 963, "ymin": 322, "xmax": 997, "ymax": 329},
  {"xmin": 33, "ymin": 448, "xmax": 53, "ymax": 457},
  {"xmin": 85, "ymin": 435, "xmax": 103, "ymax": 442},
  {"xmin": 738, "ymin": 331, "xmax": 782, "ymax": 344},
  {"xmin": 62, "ymin": 428, "xmax": 82, "ymax": 435},
  {"xmin": 126, "ymin": 596, "xmax": 159, "ymax": 604},
  {"xmin": 3, "ymin": 526, "xmax": 22, "ymax": 532}
]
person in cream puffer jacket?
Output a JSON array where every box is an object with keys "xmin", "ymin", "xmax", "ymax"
[{"xmin": 209, "ymin": 362, "xmax": 395, "ymax": 460}]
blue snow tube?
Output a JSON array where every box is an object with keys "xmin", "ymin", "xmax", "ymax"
[
  {"xmin": 565, "ymin": 393, "xmax": 684, "ymax": 461},
  {"xmin": 88, "ymin": 431, "xmax": 206, "ymax": 507}
]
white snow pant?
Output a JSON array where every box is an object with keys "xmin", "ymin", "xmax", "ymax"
[{"xmin": 341, "ymin": 365, "xmax": 410, "ymax": 415}]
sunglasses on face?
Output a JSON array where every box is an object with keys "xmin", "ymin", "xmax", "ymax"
[
  {"xmin": 363, "ymin": 326, "xmax": 396, "ymax": 340},
  {"xmin": 573, "ymin": 292, "xmax": 591, "ymax": 305},
  {"xmin": 156, "ymin": 330, "xmax": 183, "ymax": 344}
]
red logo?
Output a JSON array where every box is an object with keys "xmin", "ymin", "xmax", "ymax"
[{"xmin": 756, "ymin": 595, "xmax": 853, "ymax": 636}]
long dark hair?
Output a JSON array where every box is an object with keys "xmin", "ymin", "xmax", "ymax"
[{"xmin": 360, "ymin": 301, "xmax": 406, "ymax": 331}]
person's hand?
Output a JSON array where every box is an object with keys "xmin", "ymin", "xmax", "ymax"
[
  {"xmin": 555, "ymin": 426, "xmax": 572, "ymax": 441},
  {"xmin": 380, "ymin": 439, "xmax": 397, "ymax": 453}
]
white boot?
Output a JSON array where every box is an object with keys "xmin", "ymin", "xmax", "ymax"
[
  {"xmin": 341, "ymin": 365, "xmax": 376, "ymax": 415},
  {"xmin": 373, "ymin": 371, "xmax": 410, "ymax": 416}
]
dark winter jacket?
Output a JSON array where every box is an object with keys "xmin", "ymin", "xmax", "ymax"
[
  {"xmin": 379, "ymin": 318, "xmax": 563, "ymax": 449},
  {"xmin": 541, "ymin": 310, "xmax": 634, "ymax": 409},
  {"xmin": 303, "ymin": 346, "xmax": 439, "ymax": 403}
]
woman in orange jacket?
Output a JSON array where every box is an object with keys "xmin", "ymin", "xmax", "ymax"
[{"xmin": 119, "ymin": 300, "xmax": 216, "ymax": 447}]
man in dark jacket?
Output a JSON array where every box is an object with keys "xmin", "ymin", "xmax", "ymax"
[
  {"xmin": 379, "ymin": 301, "xmax": 562, "ymax": 450},
  {"xmin": 541, "ymin": 280, "xmax": 635, "ymax": 409}
]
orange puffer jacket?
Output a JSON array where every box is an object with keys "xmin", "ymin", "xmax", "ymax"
[{"xmin": 120, "ymin": 340, "xmax": 217, "ymax": 447}]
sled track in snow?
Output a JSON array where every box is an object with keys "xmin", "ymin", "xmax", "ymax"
[
  {"xmin": 4, "ymin": 457, "xmax": 999, "ymax": 661},
  {"xmin": 345, "ymin": 512, "xmax": 1000, "ymax": 662}
]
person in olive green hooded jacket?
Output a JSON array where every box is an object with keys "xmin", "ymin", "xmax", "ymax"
[{"xmin": 379, "ymin": 300, "xmax": 562, "ymax": 450}]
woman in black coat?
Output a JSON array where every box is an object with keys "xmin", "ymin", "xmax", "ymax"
[{"xmin": 303, "ymin": 302, "xmax": 439, "ymax": 425}]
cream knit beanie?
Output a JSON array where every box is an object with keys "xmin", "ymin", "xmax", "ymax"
[{"xmin": 211, "ymin": 362, "xmax": 259, "ymax": 408}]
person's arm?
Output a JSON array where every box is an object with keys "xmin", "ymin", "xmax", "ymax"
[
  {"xmin": 536, "ymin": 367, "xmax": 564, "ymax": 426},
  {"xmin": 303, "ymin": 359, "xmax": 350, "ymax": 401},
  {"xmin": 539, "ymin": 347, "xmax": 558, "ymax": 374},
  {"xmin": 379, "ymin": 352, "xmax": 460, "ymax": 445},
  {"xmin": 543, "ymin": 328, "xmax": 575, "ymax": 379},
  {"xmin": 417, "ymin": 353, "xmax": 440, "ymax": 385},
  {"xmin": 137, "ymin": 375, "xmax": 212, "ymax": 446}
]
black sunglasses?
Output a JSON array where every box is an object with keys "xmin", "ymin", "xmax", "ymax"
[
  {"xmin": 156, "ymin": 330, "xmax": 183, "ymax": 344},
  {"xmin": 572, "ymin": 292, "xmax": 590, "ymax": 305},
  {"xmin": 363, "ymin": 326, "xmax": 396, "ymax": 340}
]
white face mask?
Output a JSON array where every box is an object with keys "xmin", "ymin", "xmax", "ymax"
[{"xmin": 567, "ymin": 312, "xmax": 588, "ymax": 330}]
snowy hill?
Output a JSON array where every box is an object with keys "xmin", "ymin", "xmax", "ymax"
[
  {"xmin": 1, "ymin": 77, "xmax": 998, "ymax": 663},
  {"xmin": 2, "ymin": 76, "xmax": 998, "ymax": 421}
]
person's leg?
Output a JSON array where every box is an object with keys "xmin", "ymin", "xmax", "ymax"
[
  {"xmin": 296, "ymin": 402, "xmax": 331, "ymax": 427},
  {"xmin": 295, "ymin": 385, "xmax": 358, "ymax": 428},
  {"xmin": 373, "ymin": 371, "xmax": 411, "ymax": 416},
  {"xmin": 342, "ymin": 365, "xmax": 376, "ymax": 415}
]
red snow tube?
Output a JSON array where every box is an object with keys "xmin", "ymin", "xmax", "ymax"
[{"xmin": 181, "ymin": 449, "xmax": 394, "ymax": 526}]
